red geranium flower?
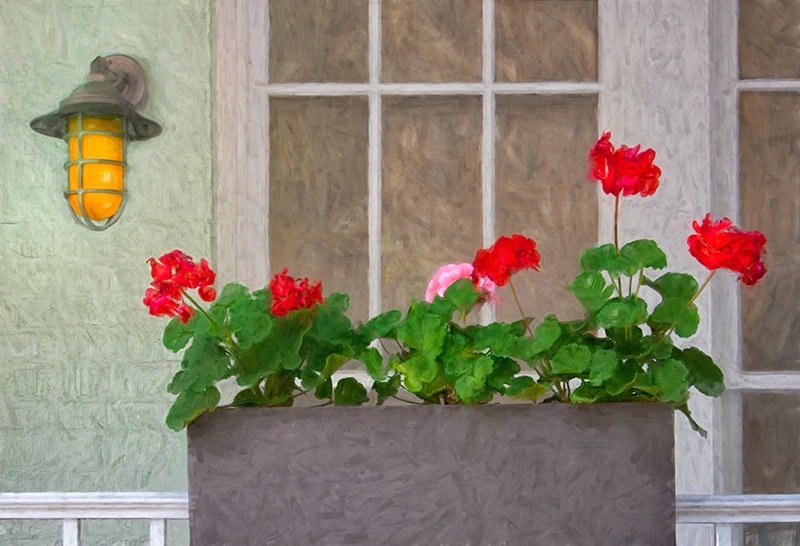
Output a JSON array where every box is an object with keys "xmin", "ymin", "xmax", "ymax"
[
  {"xmin": 472, "ymin": 235, "xmax": 540, "ymax": 286},
  {"xmin": 687, "ymin": 214, "xmax": 767, "ymax": 286},
  {"xmin": 269, "ymin": 268, "xmax": 323, "ymax": 317},
  {"xmin": 589, "ymin": 132, "xmax": 661, "ymax": 197},
  {"xmin": 143, "ymin": 250, "xmax": 217, "ymax": 323}
]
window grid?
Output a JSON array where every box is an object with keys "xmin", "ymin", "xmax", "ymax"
[
  {"xmin": 262, "ymin": 1, "xmax": 600, "ymax": 319},
  {"xmin": 714, "ymin": 0, "xmax": 800, "ymax": 389}
]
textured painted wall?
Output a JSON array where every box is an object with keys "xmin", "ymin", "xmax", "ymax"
[{"xmin": 0, "ymin": 0, "xmax": 212, "ymax": 542}]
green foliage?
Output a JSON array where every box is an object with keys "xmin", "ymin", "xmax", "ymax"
[
  {"xmin": 527, "ymin": 237, "xmax": 725, "ymax": 434},
  {"xmin": 596, "ymin": 298, "xmax": 649, "ymax": 329},
  {"xmin": 333, "ymin": 377, "xmax": 369, "ymax": 405},
  {"xmin": 154, "ymin": 232, "xmax": 727, "ymax": 437},
  {"xmin": 166, "ymin": 388, "xmax": 221, "ymax": 432},
  {"xmin": 161, "ymin": 285, "xmax": 370, "ymax": 430},
  {"xmin": 619, "ymin": 239, "xmax": 667, "ymax": 273},
  {"xmin": 357, "ymin": 284, "xmax": 533, "ymax": 405},
  {"xmin": 569, "ymin": 272, "xmax": 615, "ymax": 311}
]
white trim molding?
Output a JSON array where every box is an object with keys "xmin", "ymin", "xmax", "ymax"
[
  {"xmin": 213, "ymin": 0, "xmax": 270, "ymax": 288},
  {"xmin": 0, "ymin": 492, "xmax": 189, "ymax": 519}
]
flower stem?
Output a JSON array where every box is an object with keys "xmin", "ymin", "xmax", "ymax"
[
  {"xmin": 292, "ymin": 388, "xmax": 311, "ymax": 399},
  {"xmin": 182, "ymin": 288, "xmax": 244, "ymax": 356},
  {"xmin": 508, "ymin": 279, "xmax": 534, "ymax": 336},
  {"xmin": 688, "ymin": 270, "xmax": 717, "ymax": 306},
  {"xmin": 181, "ymin": 289, "xmax": 219, "ymax": 329},
  {"xmin": 634, "ymin": 269, "xmax": 644, "ymax": 299},
  {"xmin": 614, "ymin": 194, "xmax": 621, "ymax": 255},
  {"xmin": 614, "ymin": 195, "xmax": 624, "ymax": 296}
]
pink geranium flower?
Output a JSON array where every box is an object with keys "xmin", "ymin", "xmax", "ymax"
[{"xmin": 425, "ymin": 263, "xmax": 498, "ymax": 305}]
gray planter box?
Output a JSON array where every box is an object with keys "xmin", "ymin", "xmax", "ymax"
[{"xmin": 187, "ymin": 403, "xmax": 675, "ymax": 546}]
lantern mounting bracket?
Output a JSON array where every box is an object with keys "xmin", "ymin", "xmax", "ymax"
[{"xmin": 91, "ymin": 55, "xmax": 149, "ymax": 109}]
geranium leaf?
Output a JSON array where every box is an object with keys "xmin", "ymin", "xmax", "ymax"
[
  {"xmin": 231, "ymin": 388, "xmax": 259, "ymax": 407},
  {"xmin": 580, "ymin": 244, "xmax": 625, "ymax": 275},
  {"xmin": 470, "ymin": 322, "xmax": 526, "ymax": 359},
  {"xmin": 454, "ymin": 375, "xmax": 484, "ymax": 402},
  {"xmin": 167, "ymin": 356, "xmax": 229, "ymax": 395},
  {"xmin": 569, "ymin": 271, "xmax": 615, "ymax": 311},
  {"xmin": 644, "ymin": 272, "xmax": 699, "ymax": 300},
  {"xmin": 315, "ymin": 377, "xmax": 332, "ymax": 399},
  {"xmin": 333, "ymin": 378, "xmax": 369, "ymax": 405},
  {"xmin": 443, "ymin": 354, "xmax": 472, "ymax": 379},
  {"xmin": 650, "ymin": 298, "xmax": 700, "ymax": 338},
  {"xmin": 239, "ymin": 318, "xmax": 310, "ymax": 386},
  {"xmin": 193, "ymin": 313, "xmax": 215, "ymax": 336},
  {"xmin": 325, "ymin": 292, "xmax": 351, "ymax": 314},
  {"xmin": 605, "ymin": 361, "xmax": 638, "ymax": 395},
  {"xmin": 677, "ymin": 347, "xmax": 725, "ymax": 397},
  {"xmin": 397, "ymin": 304, "xmax": 447, "ymax": 359},
  {"xmin": 213, "ymin": 283, "xmax": 249, "ymax": 308},
  {"xmin": 570, "ymin": 383, "xmax": 606, "ymax": 403},
  {"xmin": 168, "ymin": 335, "xmax": 230, "ymax": 394},
  {"xmin": 396, "ymin": 355, "xmax": 438, "ymax": 393},
  {"xmin": 550, "ymin": 343, "xmax": 592, "ymax": 375},
  {"xmin": 588, "ymin": 349, "xmax": 619, "ymax": 387},
  {"xmin": 473, "ymin": 355, "xmax": 494, "ymax": 381},
  {"xmin": 676, "ymin": 403, "xmax": 708, "ymax": 438},
  {"xmin": 359, "ymin": 309, "xmax": 402, "ymax": 340},
  {"xmin": 526, "ymin": 315, "xmax": 562, "ymax": 355},
  {"xmin": 507, "ymin": 377, "xmax": 551, "ymax": 402},
  {"xmin": 426, "ymin": 296, "xmax": 457, "ymax": 319},
  {"xmin": 321, "ymin": 353, "xmax": 350, "ymax": 379},
  {"xmin": 619, "ymin": 239, "xmax": 667, "ymax": 273},
  {"xmin": 651, "ymin": 335, "xmax": 674, "ymax": 360},
  {"xmin": 596, "ymin": 298, "xmax": 649, "ymax": 328},
  {"xmin": 311, "ymin": 303, "xmax": 354, "ymax": 347},
  {"xmin": 486, "ymin": 357, "xmax": 521, "ymax": 392},
  {"xmin": 165, "ymin": 387, "xmax": 220, "ymax": 431},
  {"xmin": 444, "ymin": 278, "xmax": 480, "ymax": 316},
  {"xmin": 647, "ymin": 358, "xmax": 690, "ymax": 403},
  {"xmin": 372, "ymin": 374, "xmax": 401, "ymax": 405},
  {"xmin": 163, "ymin": 315, "xmax": 195, "ymax": 352},
  {"xmin": 359, "ymin": 347, "xmax": 385, "ymax": 381},
  {"xmin": 604, "ymin": 326, "xmax": 647, "ymax": 358},
  {"xmin": 229, "ymin": 296, "xmax": 272, "ymax": 350},
  {"xmin": 299, "ymin": 367, "xmax": 323, "ymax": 392}
]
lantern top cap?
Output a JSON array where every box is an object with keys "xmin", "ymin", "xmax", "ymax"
[{"xmin": 30, "ymin": 54, "xmax": 162, "ymax": 141}]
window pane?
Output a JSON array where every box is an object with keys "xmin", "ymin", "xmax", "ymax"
[
  {"xmin": 269, "ymin": 97, "xmax": 370, "ymax": 320},
  {"xmin": 745, "ymin": 524, "xmax": 800, "ymax": 546},
  {"xmin": 269, "ymin": 0, "xmax": 368, "ymax": 83},
  {"xmin": 382, "ymin": 96, "xmax": 483, "ymax": 311},
  {"xmin": 740, "ymin": 92, "xmax": 800, "ymax": 371},
  {"xmin": 743, "ymin": 392, "xmax": 800, "ymax": 493},
  {"xmin": 495, "ymin": 94, "xmax": 598, "ymax": 323},
  {"xmin": 496, "ymin": 0, "xmax": 598, "ymax": 82},
  {"xmin": 739, "ymin": 0, "xmax": 800, "ymax": 79},
  {"xmin": 382, "ymin": 0, "xmax": 482, "ymax": 83}
]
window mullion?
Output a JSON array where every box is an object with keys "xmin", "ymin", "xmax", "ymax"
[{"xmin": 368, "ymin": 0, "xmax": 382, "ymax": 318}]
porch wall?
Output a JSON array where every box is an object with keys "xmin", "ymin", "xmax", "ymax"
[{"xmin": 0, "ymin": 0, "xmax": 213, "ymax": 533}]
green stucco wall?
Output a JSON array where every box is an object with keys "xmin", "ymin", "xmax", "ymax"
[{"xmin": 0, "ymin": 0, "xmax": 213, "ymax": 542}]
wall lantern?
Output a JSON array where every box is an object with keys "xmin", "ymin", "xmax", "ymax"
[{"xmin": 30, "ymin": 55, "xmax": 162, "ymax": 231}]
